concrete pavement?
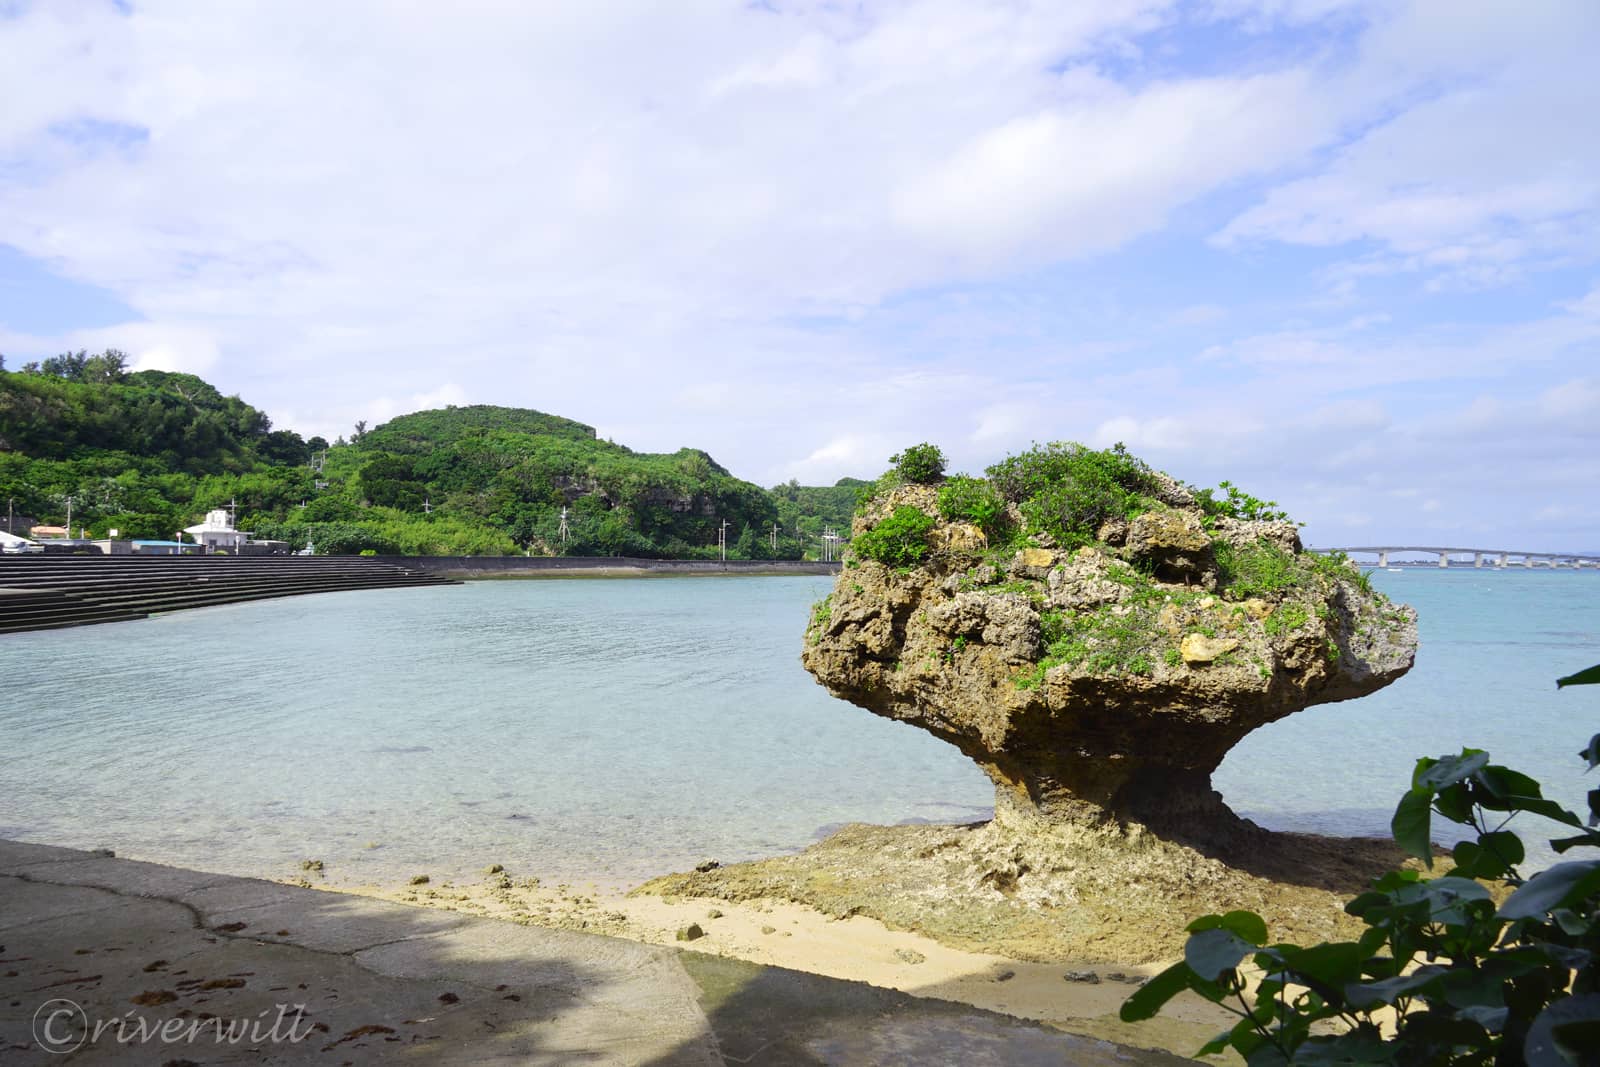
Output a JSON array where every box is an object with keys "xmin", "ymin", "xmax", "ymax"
[{"xmin": 0, "ymin": 841, "xmax": 1190, "ymax": 1065}]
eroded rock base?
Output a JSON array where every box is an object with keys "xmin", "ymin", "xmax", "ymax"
[{"xmin": 637, "ymin": 820, "xmax": 1409, "ymax": 964}]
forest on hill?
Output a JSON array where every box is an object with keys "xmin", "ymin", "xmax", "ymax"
[{"xmin": 0, "ymin": 351, "xmax": 857, "ymax": 558}]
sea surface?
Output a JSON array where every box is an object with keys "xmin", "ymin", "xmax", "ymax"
[{"xmin": 2, "ymin": 569, "xmax": 1595, "ymax": 887}]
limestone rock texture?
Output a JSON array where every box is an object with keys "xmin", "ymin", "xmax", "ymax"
[
  {"xmin": 804, "ymin": 484, "xmax": 1417, "ymax": 846},
  {"xmin": 645, "ymin": 463, "xmax": 1421, "ymax": 962}
]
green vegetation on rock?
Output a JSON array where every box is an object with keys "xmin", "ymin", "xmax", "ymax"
[
  {"xmin": 935, "ymin": 475, "xmax": 1008, "ymax": 538},
  {"xmin": 889, "ymin": 442, "xmax": 947, "ymax": 485},
  {"xmin": 1191, "ymin": 478, "xmax": 1291, "ymax": 524},
  {"xmin": 985, "ymin": 441, "xmax": 1155, "ymax": 549},
  {"xmin": 850, "ymin": 505, "xmax": 935, "ymax": 567}
]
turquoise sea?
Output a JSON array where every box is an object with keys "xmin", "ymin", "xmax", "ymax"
[{"xmin": 1, "ymin": 569, "xmax": 1595, "ymax": 887}]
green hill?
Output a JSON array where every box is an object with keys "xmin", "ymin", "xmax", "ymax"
[{"xmin": 0, "ymin": 353, "xmax": 857, "ymax": 557}]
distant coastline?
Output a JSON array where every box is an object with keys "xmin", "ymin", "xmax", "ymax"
[{"xmin": 371, "ymin": 555, "xmax": 844, "ymax": 579}]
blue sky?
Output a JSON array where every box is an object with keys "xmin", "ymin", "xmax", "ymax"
[{"xmin": 1, "ymin": 0, "xmax": 1597, "ymax": 549}]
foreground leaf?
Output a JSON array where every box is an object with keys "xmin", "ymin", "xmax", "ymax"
[
  {"xmin": 1555, "ymin": 663, "xmax": 1600, "ymax": 688},
  {"xmin": 1415, "ymin": 750, "xmax": 1489, "ymax": 790},
  {"xmin": 1120, "ymin": 962, "xmax": 1192, "ymax": 1022},
  {"xmin": 1392, "ymin": 789, "xmax": 1434, "ymax": 866},
  {"xmin": 1187, "ymin": 909, "xmax": 1269, "ymax": 944},
  {"xmin": 1498, "ymin": 860, "xmax": 1600, "ymax": 921},
  {"xmin": 1186, "ymin": 927, "xmax": 1259, "ymax": 981},
  {"xmin": 1524, "ymin": 994, "xmax": 1600, "ymax": 1066}
]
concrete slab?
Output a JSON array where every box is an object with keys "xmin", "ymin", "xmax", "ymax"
[
  {"xmin": 195, "ymin": 888, "xmax": 475, "ymax": 955},
  {"xmin": 357, "ymin": 922, "xmax": 717, "ymax": 1065},
  {"xmin": 0, "ymin": 842, "xmax": 1193, "ymax": 1065},
  {"xmin": 175, "ymin": 873, "xmax": 305, "ymax": 917},
  {"xmin": 0, "ymin": 840, "xmax": 96, "ymax": 874},
  {"xmin": 676, "ymin": 952, "xmax": 1193, "ymax": 1067},
  {"xmin": 0, "ymin": 879, "xmax": 125, "ymax": 930},
  {"xmin": 11, "ymin": 855, "xmax": 233, "ymax": 898}
]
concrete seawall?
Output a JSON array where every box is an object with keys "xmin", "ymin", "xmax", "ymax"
[
  {"xmin": 0, "ymin": 555, "xmax": 458, "ymax": 634},
  {"xmin": 370, "ymin": 556, "xmax": 843, "ymax": 579}
]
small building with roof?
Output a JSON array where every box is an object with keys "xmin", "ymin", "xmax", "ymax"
[{"xmin": 183, "ymin": 509, "xmax": 250, "ymax": 553}]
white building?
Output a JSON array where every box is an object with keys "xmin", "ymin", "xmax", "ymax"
[{"xmin": 183, "ymin": 509, "xmax": 250, "ymax": 553}]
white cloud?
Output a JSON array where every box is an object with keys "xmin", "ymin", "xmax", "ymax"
[
  {"xmin": 781, "ymin": 434, "xmax": 892, "ymax": 485},
  {"xmin": 894, "ymin": 69, "xmax": 1332, "ymax": 269},
  {"xmin": 66, "ymin": 321, "xmax": 220, "ymax": 376},
  {"xmin": 969, "ymin": 402, "xmax": 1041, "ymax": 446},
  {"xmin": 365, "ymin": 385, "xmax": 469, "ymax": 431},
  {"xmin": 1218, "ymin": 2, "xmax": 1600, "ymax": 286},
  {"xmin": 1539, "ymin": 378, "xmax": 1600, "ymax": 423}
]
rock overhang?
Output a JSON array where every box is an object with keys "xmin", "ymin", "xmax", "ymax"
[{"xmin": 803, "ymin": 447, "xmax": 1418, "ymax": 838}]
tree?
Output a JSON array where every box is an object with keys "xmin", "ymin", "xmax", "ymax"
[
  {"xmin": 83, "ymin": 349, "xmax": 129, "ymax": 383},
  {"xmin": 38, "ymin": 350, "xmax": 90, "ymax": 380},
  {"xmin": 256, "ymin": 429, "xmax": 311, "ymax": 466}
]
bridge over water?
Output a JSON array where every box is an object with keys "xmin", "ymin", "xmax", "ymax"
[{"xmin": 1314, "ymin": 546, "xmax": 1600, "ymax": 569}]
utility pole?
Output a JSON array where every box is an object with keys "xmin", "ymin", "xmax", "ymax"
[
  {"xmin": 422, "ymin": 497, "xmax": 433, "ymax": 515},
  {"xmin": 6, "ymin": 497, "xmax": 12, "ymax": 534},
  {"xmin": 718, "ymin": 519, "xmax": 730, "ymax": 563},
  {"xmin": 559, "ymin": 506, "xmax": 570, "ymax": 547},
  {"xmin": 770, "ymin": 522, "xmax": 779, "ymax": 553},
  {"xmin": 65, "ymin": 495, "xmax": 74, "ymax": 537},
  {"xmin": 821, "ymin": 526, "xmax": 841, "ymax": 562}
]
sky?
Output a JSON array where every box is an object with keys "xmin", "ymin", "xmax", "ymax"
[{"xmin": 1, "ymin": 1, "xmax": 1597, "ymax": 550}]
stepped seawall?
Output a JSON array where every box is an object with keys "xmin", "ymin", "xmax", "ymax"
[{"xmin": 0, "ymin": 555, "xmax": 458, "ymax": 634}]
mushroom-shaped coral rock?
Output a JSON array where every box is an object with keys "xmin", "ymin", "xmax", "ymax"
[{"xmin": 802, "ymin": 443, "xmax": 1418, "ymax": 851}]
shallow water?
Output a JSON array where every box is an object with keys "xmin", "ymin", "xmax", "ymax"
[
  {"xmin": 1, "ymin": 569, "xmax": 1595, "ymax": 886},
  {"xmin": 1217, "ymin": 568, "xmax": 1600, "ymax": 868}
]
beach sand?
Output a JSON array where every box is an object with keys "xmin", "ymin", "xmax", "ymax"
[{"xmin": 322, "ymin": 868, "xmax": 1235, "ymax": 1058}]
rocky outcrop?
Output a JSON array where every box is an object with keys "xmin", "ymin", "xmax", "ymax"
[
  {"xmin": 645, "ymin": 459, "xmax": 1420, "ymax": 963},
  {"xmin": 802, "ymin": 484, "xmax": 1417, "ymax": 849}
]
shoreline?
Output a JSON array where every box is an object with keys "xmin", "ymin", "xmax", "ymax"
[
  {"xmin": 367, "ymin": 554, "xmax": 842, "ymax": 580},
  {"xmin": 318, "ymin": 866, "xmax": 1230, "ymax": 1057}
]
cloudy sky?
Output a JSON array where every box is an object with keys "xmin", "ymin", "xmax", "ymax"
[{"xmin": 1, "ymin": 1, "xmax": 1596, "ymax": 549}]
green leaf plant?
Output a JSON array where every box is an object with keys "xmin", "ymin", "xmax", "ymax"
[{"xmin": 1122, "ymin": 665, "xmax": 1600, "ymax": 1064}]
